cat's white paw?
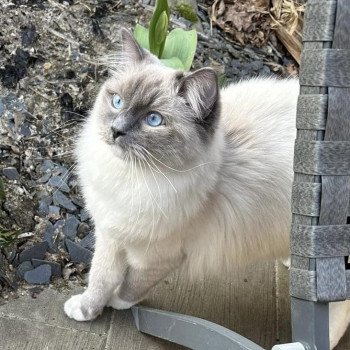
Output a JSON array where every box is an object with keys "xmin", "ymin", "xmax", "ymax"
[{"xmin": 64, "ymin": 294, "xmax": 98, "ymax": 321}]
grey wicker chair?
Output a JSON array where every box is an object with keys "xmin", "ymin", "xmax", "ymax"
[
  {"xmin": 289, "ymin": 0, "xmax": 350, "ymax": 349},
  {"xmin": 131, "ymin": 1, "xmax": 350, "ymax": 349}
]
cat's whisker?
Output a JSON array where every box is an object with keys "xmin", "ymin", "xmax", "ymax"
[
  {"xmin": 138, "ymin": 146, "xmax": 178, "ymax": 194},
  {"xmin": 138, "ymin": 156, "xmax": 156, "ymax": 253},
  {"xmin": 129, "ymin": 155, "xmax": 143, "ymax": 237},
  {"xmin": 141, "ymin": 146, "xmax": 217, "ymax": 174},
  {"xmin": 62, "ymin": 110, "xmax": 87, "ymax": 119},
  {"xmin": 140, "ymin": 152, "xmax": 168, "ymax": 220}
]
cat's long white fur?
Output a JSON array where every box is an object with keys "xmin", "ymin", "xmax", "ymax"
[
  {"xmin": 77, "ymin": 78, "xmax": 294, "ymax": 272},
  {"xmin": 67, "ymin": 73, "xmax": 350, "ymax": 348}
]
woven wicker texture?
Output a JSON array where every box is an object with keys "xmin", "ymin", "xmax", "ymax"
[{"xmin": 290, "ymin": 0, "xmax": 350, "ymax": 303}]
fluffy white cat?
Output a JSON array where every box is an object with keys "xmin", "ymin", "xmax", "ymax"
[{"xmin": 64, "ymin": 29, "xmax": 350, "ymax": 349}]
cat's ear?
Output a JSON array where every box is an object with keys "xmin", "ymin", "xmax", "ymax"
[
  {"xmin": 121, "ymin": 28, "xmax": 145, "ymax": 62},
  {"xmin": 178, "ymin": 68, "xmax": 218, "ymax": 118}
]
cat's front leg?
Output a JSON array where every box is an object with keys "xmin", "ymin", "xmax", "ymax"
[
  {"xmin": 64, "ymin": 233, "xmax": 125, "ymax": 321},
  {"xmin": 108, "ymin": 239, "xmax": 184, "ymax": 309}
]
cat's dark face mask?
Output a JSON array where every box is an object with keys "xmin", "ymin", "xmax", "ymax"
[{"xmin": 95, "ymin": 29, "xmax": 220, "ymax": 169}]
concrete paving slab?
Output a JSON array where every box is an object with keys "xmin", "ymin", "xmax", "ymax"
[
  {"xmin": 0, "ymin": 316, "xmax": 107, "ymax": 350},
  {"xmin": 105, "ymin": 310, "xmax": 182, "ymax": 350},
  {"xmin": 0, "ymin": 287, "xmax": 112, "ymax": 334}
]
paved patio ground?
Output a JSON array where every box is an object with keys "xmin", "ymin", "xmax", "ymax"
[{"xmin": 1, "ymin": 261, "xmax": 350, "ymax": 350}]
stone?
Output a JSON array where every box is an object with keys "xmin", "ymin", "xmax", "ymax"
[
  {"xmin": 0, "ymin": 98, "xmax": 4, "ymax": 116},
  {"xmin": 53, "ymin": 190, "xmax": 77, "ymax": 212},
  {"xmin": 40, "ymin": 195, "xmax": 53, "ymax": 205},
  {"xmin": 48, "ymin": 176, "xmax": 70, "ymax": 193},
  {"xmin": 38, "ymin": 200, "xmax": 49, "ymax": 217},
  {"xmin": 79, "ymin": 209, "xmax": 90, "ymax": 222},
  {"xmin": 53, "ymin": 219, "xmax": 65, "ymax": 233},
  {"xmin": 79, "ymin": 233, "xmax": 95, "ymax": 251},
  {"xmin": 43, "ymin": 221, "xmax": 57, "ymax": 249},
  {"xmin": 63, "ymin": 215, "xmax": 80, "ymax": 240},
  {"xmin": 259, "ymin": 65, "xmax": 271, "ymax": 76},
  {"xmin": 65, "ymin": 239, "xmax": 92, "ymax": 264},
  {"xmin": 77, "ymin": 222, "xmax": 90, "ymax": 238},
  {"xmin": 53, "ymin": 165, "xmax": 69, "ymax": 177},
  {"xmin": 24, "ymin": 264, "xmax": 52, "ymax": 284},
  {"xmin": 2, "ymin": 167, "xmax": 20, "ymax": 180},
  {"xmin": 19, "ymin": 122, "xmax": 31, "ymax": 137},
  {"xmin": 19, "ymin": 242, "xmax": 49, "ymax": 263},
  {"xmin": 249, "ymin": 60, "xmax": 264, "ymax": 71},
  {"xmin": 40, "ymin": 160, "xmax": 55, "ymax": 173},
  {"xmin": 31, "ymin": 259, "xmax": 61, "ymax": 277},
  {"xmin": 71, "ymin": 196, "xmax": 84, "ymax": 208},
  {"xmin": 37, "ymin": 172, "xmax": 51, "ymax": 183},
  {"xmin": 16, "ymin": 261, "xmax": 33, "ymax": 278},
  {"xmin": 48, "ymin": 205, "xmax": 60, "ymax": 220}
]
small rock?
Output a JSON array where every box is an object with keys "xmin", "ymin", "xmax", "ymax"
[
  {"xmin": 71, "ymin": 196, "xmax": 84, "ymax": 208},
  {"xmin": 21, "ymin": 24, "xmax": 37, "ymax": 47},
  {"xmin": 40, "ymin": 160, "xmax": 55, "ymax": 173},
  {"xmin": 37, "ymin": 172, "xmax": 51, "ymax": 183},
  {"xmin": 3, "ymin": 167, "xmax": 20, "ymax": 180},
  {"xmin": 63, "ymin": 215, "xmax": 80, "ymax": 239},
  {"xmin": 79, "ymin": 232, "xmax": 95, "ymax": 251},
  {"xmin": 40, "ymin": 195, "xmax": 53, "ymax": 205},
  {"xmin": 44, "ymin": 221, "xmax": 59, "ymax": 249},
  {"xmin": 48, "ymin": 176, "xmax": 70, "ymax": 192},
  {"xmin": 53, "ymin": 219, "xmax": 65, "ymax": 233},
  {"xmin": 0, "ymin": 98, "xmax": 4, "ymax": 116},
  {"xmin": 19, "ymin": 241, "xmax": 49, "ymax": 263},
  {"xmin": 53, "ymin": 190, "xmax": 77, "ymax": 212},
  {"xmin": 53, "ymin": 165, "xmax": 69, "ymax": 177},
  {"xmin": 16, "ymin": 261, "xmax": 33, "ymax": 278},
  {"xmin": 24, "ymin": 264, "xmax": 52, "ymax": 284},
  {"xmin": 38, "ymin": 200, "xmax": 49, "ymax": 217},
  {"xmin": 259, "ymin": 65, "xmax": 271, "ymax": 76},
  {"xmin": 65, "ymin": 239, "xmax": 92, "ymax": 264},
  {"xmin": 79, "ymin": 209, "xmax": 90, "ymax": 222},
  {"xmin": 19, "ymin": 122, "xmax": 31, "ymax": 137},
  {"xmin": 31, "ymin": 259, "xmax": 61, "ymax": 277},
  {"xmin": 48, "ymin": 205, "xmax": 60, "ymax": 220},
  {"xmin": 249, "ymin": 61, "xmax": 264, "ymax": 71},
  {"xmin": 77, "ymin": 222, "xmax": 90, "ymax": 238}
]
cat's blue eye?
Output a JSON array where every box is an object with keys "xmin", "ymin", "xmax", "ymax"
[
  {"xmin": 145, "ymin": 113, "xmax": 163, "ymax": 127},
  {"xmin": 112, "ymin": 94, "xmax": 123, "ymax": 109}
]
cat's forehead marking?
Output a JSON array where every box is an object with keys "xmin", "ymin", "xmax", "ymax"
[{"xmin": 118, "ymin": 69, "xmax": 177, "ymax": 109}]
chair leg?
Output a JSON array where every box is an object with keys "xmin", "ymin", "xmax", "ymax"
[{"xmin": 291, "ymin": 297, "xmax": 330, "ymax": 350}]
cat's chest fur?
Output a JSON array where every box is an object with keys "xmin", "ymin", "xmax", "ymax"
[{"xmin": 76, "ymin": 121, "xmax": 221, "ymax": 241}]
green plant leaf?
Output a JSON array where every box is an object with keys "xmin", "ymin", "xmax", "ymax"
[
  {"xmin": 161, "ymin": 28, "xmax": 197, "ymax": 71},
  {"xmin": 160, "ymin": 57, "xmax": 185, "ymax": 70},
  {"xmin": 0, "ymin": 229, "xmax": 18, "ymax": 248},
  {"xmin": 149, "ymin": 0, "xmax": 170, "ymax": 57},
  {"xmin": 155, "ymin": 11, "xmax": 168, "ymax": 46},
  {"xmin": 134, "ymin": 24, "xmax": 150, "ymax": 50}
]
